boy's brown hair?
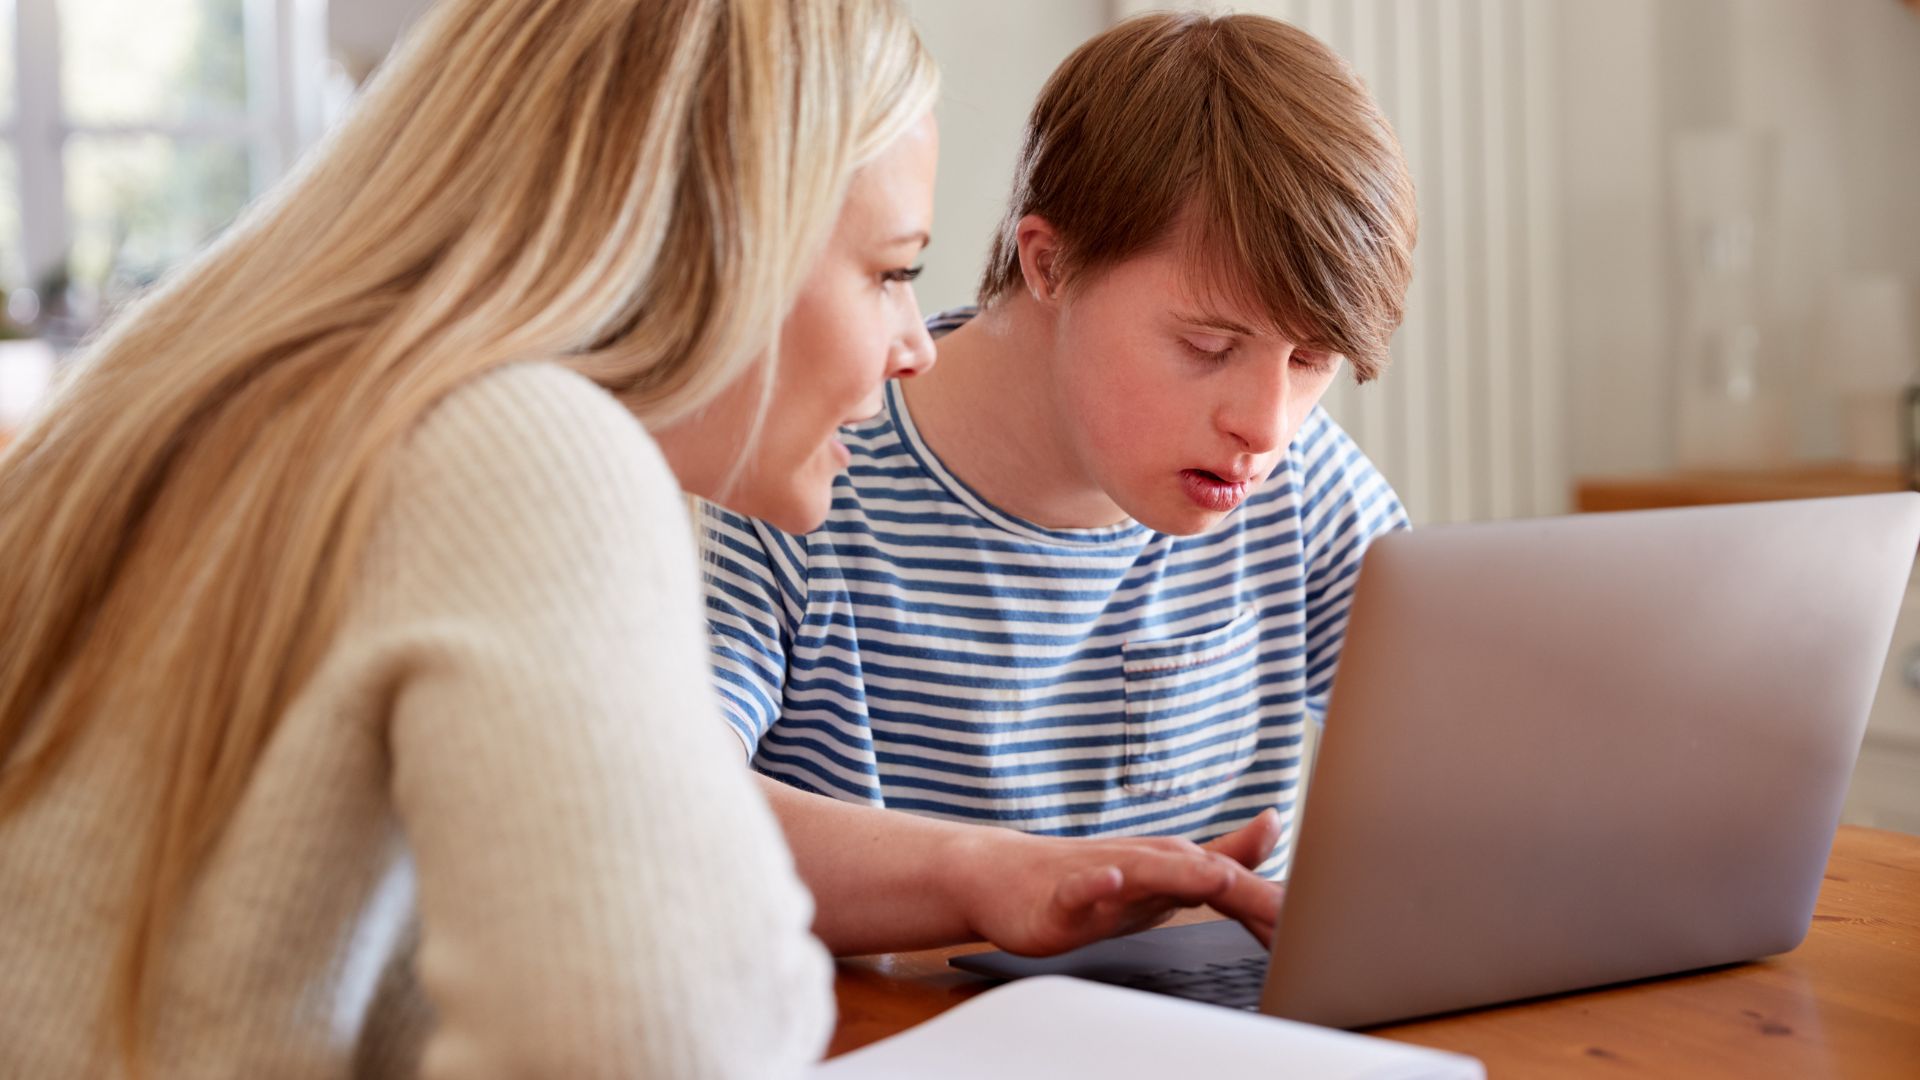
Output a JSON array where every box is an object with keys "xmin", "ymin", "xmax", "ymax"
[{"xmin": 979, "ymin": 12, "xmax": 1416, "ymax": 382}]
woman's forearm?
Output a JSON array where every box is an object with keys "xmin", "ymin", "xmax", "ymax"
[
  {"xmin": 753, "ymin": 774, "xmax": 1288, "ymax": 959},
  {"xmin": 754, "ymin": 774, "xmax": 993, "ymax": 955}
]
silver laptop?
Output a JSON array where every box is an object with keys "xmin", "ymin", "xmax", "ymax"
[{"xmin": 952, "ymin": 493, "xmax": 1920, "ymax": 1029}]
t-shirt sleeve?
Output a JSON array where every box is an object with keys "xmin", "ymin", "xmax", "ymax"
[
  {"xmin": 1294, "ymin": 409, "xmax": 1410, "ymax": 725},
  {"xmin": 368, "ymin": 365, "xmax": 831, "ymax": 1078},
  {"xmin": 695, "ymin": 498, "xmax": 810, "ymax": 755}
]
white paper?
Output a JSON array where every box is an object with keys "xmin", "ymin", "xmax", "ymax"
[{"xmin": 814, "ymin": 975, "xmax": 1485, "ymax": 1080}]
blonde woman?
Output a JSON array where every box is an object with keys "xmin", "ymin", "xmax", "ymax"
[{"xmin": 0, "ymin": 0, "xmax": 936, "ymax": 1075}]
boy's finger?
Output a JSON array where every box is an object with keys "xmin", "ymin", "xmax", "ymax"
[
  {"xmin": 1105, "ymin": 848, "xmax": 1238, "ymax": 905},
  {"xmin": 1202, "ymin": 808, "xmax": 1283, "ymax": 869},
  {"xmin": 1237, "ymin": 913, "xmax": 1276, "ymax": 951},
  {"xmin": 1203, "ymin": 863, "xmax": 1285, "ymax": 933},
  {"xmin": 1053, "ymin": 864, "xmax": 1125, "ymax": 912}
]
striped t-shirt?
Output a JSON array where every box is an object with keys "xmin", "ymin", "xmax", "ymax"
[{"xmin": 698, "ymin": 310, "xmax": 1407, "ymax": 874}]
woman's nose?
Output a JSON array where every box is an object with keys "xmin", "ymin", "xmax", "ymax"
[{"xmin": 889, "ymin": 309, "xmax": 937, "ymax": 380}]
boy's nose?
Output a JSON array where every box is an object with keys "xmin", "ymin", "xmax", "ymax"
[{"xmin": 1219, "ymin": 363, "xmax": 1289, "ymax": 455}]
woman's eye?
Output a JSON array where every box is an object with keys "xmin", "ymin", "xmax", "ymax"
[{"xmin": 880, "ymin": 265, "xmax": 924, "ymax": 285}]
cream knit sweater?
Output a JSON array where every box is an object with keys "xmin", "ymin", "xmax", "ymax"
[{"xmin": 0, "ymin": 363, "xmax": 834, "ymax": 1078}]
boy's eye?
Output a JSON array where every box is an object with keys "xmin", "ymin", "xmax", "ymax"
[
  {"xmin": 880, "ymin": 265, "xmax": 924, "ymax": 285},
  {"xmin": 1181, "ymin": 334, "xmax": 1235, "ymax": 362},
  {"xmin": 1291, "ymin": 350, "xmax": 1338, "ymax": 374}
]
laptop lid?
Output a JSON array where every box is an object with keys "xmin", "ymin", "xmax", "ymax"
[{"xmin": 1260, "ymin": 493, "xmax": 1920, "ymax": 1029}]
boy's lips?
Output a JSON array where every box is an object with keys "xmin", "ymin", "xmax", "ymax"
[
  {"xmin": 1180, "ymin": 468, "xmax": 1251, "ymax": 512},
  {"xmin": 1195, "ymin": 464, "xmax": 1259, "ymax": 485}
]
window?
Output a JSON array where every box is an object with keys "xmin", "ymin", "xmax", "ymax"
[
  {"xmin": 0, "ymin": 2, "xmax": 21, "ymax": 287},
  {"xmin": 2, "ymin": 0, "xmax": 326, "ymax": 320}
]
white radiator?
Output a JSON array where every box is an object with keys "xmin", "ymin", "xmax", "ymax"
[{"xmin": 1116, "ymin": 0, "xmax": 1568, "ymax": 524}]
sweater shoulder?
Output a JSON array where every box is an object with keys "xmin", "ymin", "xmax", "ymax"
[{"xmin": 397, "ymin": 362, "xmax": 677, "ymax": 515}]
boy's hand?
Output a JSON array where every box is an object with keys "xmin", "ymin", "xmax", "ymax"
[{"xmin": 948, "ymin": 809, "xmax": 1286, "ymax": 957}]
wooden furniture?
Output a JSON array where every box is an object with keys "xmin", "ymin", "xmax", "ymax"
[
  {"xmin": 830, "ymin": 826, "xmax": 1920, "ymax": 1077},
  {"xmin": 1573, "ymin": 463, "xmax": 1905, "ymax": 514}
]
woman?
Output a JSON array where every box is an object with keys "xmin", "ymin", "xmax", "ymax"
[{"xmin": 0, "ymin": 0, "xmax": 936, "ymax": 1075}]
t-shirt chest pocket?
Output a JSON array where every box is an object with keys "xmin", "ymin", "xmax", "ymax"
[{"xmin": 1120, "ymin": 608, "xmax": 1263, "ymax": 800}]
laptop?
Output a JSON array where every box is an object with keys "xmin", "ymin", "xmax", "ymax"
[{"xmin": 952, "ymin": 493, "xmax": 1920, "ymax": 1029}]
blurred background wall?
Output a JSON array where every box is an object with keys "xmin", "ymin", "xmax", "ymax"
[{"xmin": 2, "ymin": 0, "xmax": 1917, "ymax": 519}]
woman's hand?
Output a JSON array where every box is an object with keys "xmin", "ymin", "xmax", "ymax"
[{"xmin": 945, "ymin": 809, "xmax": 1286, "ymax": 957}]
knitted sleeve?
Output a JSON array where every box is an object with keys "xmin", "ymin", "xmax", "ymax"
[{"xmin": 363, "ymin": 363, "xmax": 833, "ymax": 1078}]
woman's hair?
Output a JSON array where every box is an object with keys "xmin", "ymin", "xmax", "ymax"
[
  {"xmin": 978, "ymin": 12, "xmax": 1415, "ymax": 382},
  {"xmin": 0, "ymin": 0, "xmax": 934, "ymax": 1064}
]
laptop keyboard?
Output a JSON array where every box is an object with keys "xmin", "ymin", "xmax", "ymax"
[{"xmin": 1109, "ymin": 955, "xmax": 1267, "ymax": 1010}]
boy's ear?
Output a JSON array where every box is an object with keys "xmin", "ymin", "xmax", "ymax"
[{"xmin": 1014, "ymin": 214, "xmax": 1064, "ymax": 305}]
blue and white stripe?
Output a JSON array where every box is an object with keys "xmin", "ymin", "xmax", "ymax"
[{"xmin": 699, "ymin": 310, "xmax": 1407, "ymax": 875}]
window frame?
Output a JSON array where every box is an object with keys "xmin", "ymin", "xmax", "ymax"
[{"xmin": 1, "ymin": 0, "xmax": 329, "ymax": 288}]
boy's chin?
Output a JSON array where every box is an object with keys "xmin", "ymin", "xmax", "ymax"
[{"xmin": 1124, "ymin": 495, "xmax": 1228, "ymax": 537}]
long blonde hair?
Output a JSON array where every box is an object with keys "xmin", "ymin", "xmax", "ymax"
[{"xmin": 0, "ymin": 0, "xmax": 935, "ymax": 1064}]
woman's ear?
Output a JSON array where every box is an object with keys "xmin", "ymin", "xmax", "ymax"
[{"xmin": 1014, "ymin": 214, "xmax": 1064, "ymax": 305}]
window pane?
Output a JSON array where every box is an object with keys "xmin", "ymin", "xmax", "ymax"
[
  {"xmin": 61, "ymin": 0, "xmax": 249, "ymax": 126},
  {"xmin": 0, "ymin": 143, "xmax": 20, "ymax": 288},
  {"xmin": 0, "ymin": 0, "xmax": 15, "ymax": 122},
  {"xmin": 66, "ymin": 134, "xmax": 249, "ymax": 291}
]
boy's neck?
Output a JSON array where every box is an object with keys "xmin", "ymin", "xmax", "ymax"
[{"xmin": 901, "ymin": 297, "xmax": 1131, "ymax": 530}]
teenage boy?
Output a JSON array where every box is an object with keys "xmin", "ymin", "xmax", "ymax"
[{"xmin": 700, "ymin": 12, "xmax": 1416, "ymax": 957}]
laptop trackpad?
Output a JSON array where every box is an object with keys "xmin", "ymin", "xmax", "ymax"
[{"xmin": 950, "ymin": 919, "xmax": 1264, "ymax": 984}]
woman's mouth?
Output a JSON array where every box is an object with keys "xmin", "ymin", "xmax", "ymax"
[{"xmin": 1179, "ymin": 469, "xmax": 1249, "ymax": 512}]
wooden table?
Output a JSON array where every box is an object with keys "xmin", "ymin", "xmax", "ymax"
[
  {"xmin": 1574, "ymin": 464, "xmax": 1906, "ymax": 514},
  {"xmin": 831, "ymin": 826, "xmax": 1920, "ymax": 1078}
]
